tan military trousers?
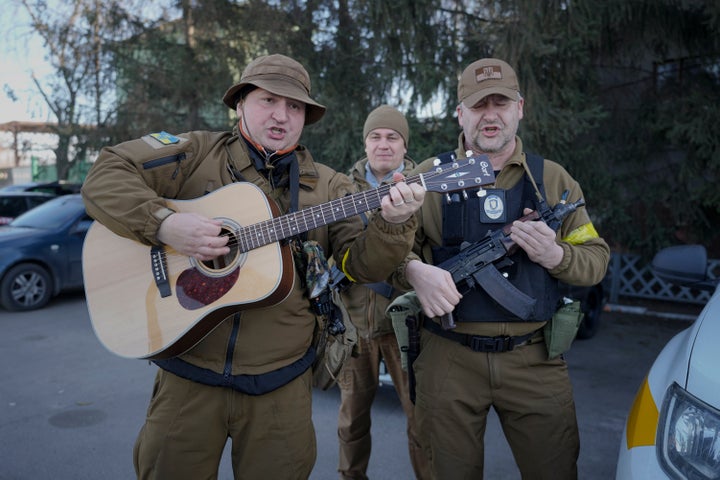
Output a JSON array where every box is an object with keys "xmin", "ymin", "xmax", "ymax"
[
  {"xmin": 134, "ymin": 368, "xmax": 316, "ymax": 480},
  {"xmin": 414, "ymin": 331, "xmax": 579, "ymax": 480},
  {"xmin": 337, "ymin": 333, "xmax": 431, "ymax": 480}
]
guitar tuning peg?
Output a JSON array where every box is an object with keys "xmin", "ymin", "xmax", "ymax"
[
  {"xmin": 465, "ymin": 150, "xmax": 473, "ymax": 158},
  {"xmin": 445, "ymin": 193, "xmax": 452, "ymax": 204},
  {"xmin": 462, "ymin": 190, "xmax": 468, "ymax": 200},
  {"xmin": 433, "ymin": 158, "xmax": 441, "ymax": 166},
  {"xmin": 477, "ymin": 188, "xmax": 487, "ymax": 198}
]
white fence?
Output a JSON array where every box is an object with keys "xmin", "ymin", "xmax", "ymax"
[{"xmin": 606, "ymin": 253, "xmax": 720, "ymax": 305}]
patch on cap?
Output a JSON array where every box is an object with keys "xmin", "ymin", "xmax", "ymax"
[
  {"xmin": 457, "ymin": 58, "xmax": 520, "ymax": 106},
  {"xmin": 475, "ymin": 65, "xmax": 503, "ymax": 83}
]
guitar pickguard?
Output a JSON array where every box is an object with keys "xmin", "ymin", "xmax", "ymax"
[{"xmin": 176, "ymin": 267, "xmax": 240, "ymax": 310}]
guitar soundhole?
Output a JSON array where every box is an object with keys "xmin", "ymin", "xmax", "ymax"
[
  {"xmin": 176, "ymin": 221, "xmax": 246, "ymax": 310},
  {"xmin": 198, "ymin": 225, "xmax": 244, "ymax": 275}
]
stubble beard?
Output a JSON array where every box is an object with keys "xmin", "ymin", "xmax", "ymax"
[{"xmin": 469, "ymin": 129, "xmax": 511, "ymax": 154}]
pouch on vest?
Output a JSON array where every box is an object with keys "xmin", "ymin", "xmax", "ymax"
[
  {"xmin": 291, "ymin": 239, "xmax": 358, "ymax": 390},
  {"xmin": 544, "ymin": 298, "xmax": 584, "ymax": 359},
  {"xmin": 312, "ymin": 288, "xmax": 358, "ymax": 390}
]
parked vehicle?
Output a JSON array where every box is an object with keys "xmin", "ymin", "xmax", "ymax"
[
  {"xmin": 0, "ymin": 182, "xmax": 43, "ymax": 192},
  {"xmin": 615, "ymin": 244, "xmax": 720, "ymax": 479},
  {"xmin": 0, "ymin": 194, "xmax": 92, "ymax": 311},
  {"xmin": 0, "ymin": 180, "xmax": 82, "ymax": 196},
  {"xmin": 0, "ymin": 191, "xmax": 58, "ymax": 226}
]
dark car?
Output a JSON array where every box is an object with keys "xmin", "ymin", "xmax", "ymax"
[
  {"xmin": 0, "ymin": 191, "xmax": 58, "ymax": 226},
  {"xmin": 0, "ymin": 194, "xmax": 92, "ymax": 311},
  {"xmin": 0, "ymin": 180, "xmax": 83, "ymax": 196}
]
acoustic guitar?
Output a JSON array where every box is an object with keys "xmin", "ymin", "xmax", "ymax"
[{"xmin": 82, "ymin": 155, "xmax": 495, "ymax": 359}]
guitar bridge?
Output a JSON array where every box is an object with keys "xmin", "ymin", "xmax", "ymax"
[{"xmin": 151, "ymin": 246, "xmax": 172, "ymax": 298}]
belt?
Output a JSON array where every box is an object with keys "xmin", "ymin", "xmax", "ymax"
[{"xmin": 422, "ymin": 318, "xmax": 540, "ymax": 353}]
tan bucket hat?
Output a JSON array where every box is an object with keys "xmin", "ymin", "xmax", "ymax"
[{"xmin": 222, "ymin": 54, "xmax": 326, "ymax": 125}]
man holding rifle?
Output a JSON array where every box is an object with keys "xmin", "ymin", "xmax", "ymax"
[{"xmin": 392, "ymin": 58, "xmax": 610, "ymax": 479}]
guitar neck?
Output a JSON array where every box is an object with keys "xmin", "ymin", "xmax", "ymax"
[
  {"xmin": 234, "ymin": 154, "xmax": 496, "ymax": 253},
  {"xmin": 236, "ymin": 175, "xmax": 421, "ymax": 253}
]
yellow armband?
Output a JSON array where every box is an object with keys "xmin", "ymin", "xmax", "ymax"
[
  {"xmin": 340, "ymin": 250, "xmax": 357, "ymax": 283},
  {"xmin": 561, "ymin": 222, "xmax": 599, "ymax": 245}
]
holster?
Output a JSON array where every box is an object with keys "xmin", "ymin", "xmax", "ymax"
[
  {"xmin": 405, "ymin": 315, "xmax": 420, "ymax": 404},
  {"xmin": 387, "ymin": 291, "xmax": 425, "ymax": 404}
]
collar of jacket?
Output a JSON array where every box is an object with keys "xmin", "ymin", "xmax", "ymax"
[
  {"xmin": 455, "ymin": 133, "xmax": 527, "ymax": 189},
  {"xmin": 350, "ymin": 155, "xmax": 416, "ymax": 188},
  {"xmin": 226, "ymin": 128, "xmax": 320, "ymax": 191}
]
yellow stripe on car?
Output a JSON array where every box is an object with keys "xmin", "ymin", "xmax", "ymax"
[{"xmin": 625, "ymin": 376, "xmax": 660, "ymax": 448}]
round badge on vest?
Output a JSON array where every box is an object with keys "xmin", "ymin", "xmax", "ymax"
[{"xmin": 480, "ymin": 189, "xmax": 506, "ymax": 223}]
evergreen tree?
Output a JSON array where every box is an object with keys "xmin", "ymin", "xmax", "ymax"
[{"xmin": 19, "ymin": 0, "xmax": 720, "ymax": 255}]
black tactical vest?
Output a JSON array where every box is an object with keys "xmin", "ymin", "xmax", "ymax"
[{"xmin": 431, "ymin": 153, "xmax": 560, "ymax": 322}]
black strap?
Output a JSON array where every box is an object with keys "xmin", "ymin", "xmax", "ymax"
[
  {"xmin": 422, "ymin": 317, "xmax": 536, "ymax": 353},
  {"xmin": 288, "ymin": 156, "xmax": 300, "ymax": 214},
  {"xmin": 436, "ymin": 151, "xmax": 465, "ymax": 246},
  {"xmin": 286, "ymin": 155, "xmax": 308, "ymax": 244},
  {"xmin": 363, "ymin": 281, "xmax": 395, "ymax": 298},
  {"xmin": 329, "ymin": 258, "xmax": 394, "ymax": 298},
  {"xmin": 154, "ymin": 346, "xmax": 316, "ymax": 396},
  {"xmin": 524, "ymin": 152, "xmax": 546, "ymax": 208}
]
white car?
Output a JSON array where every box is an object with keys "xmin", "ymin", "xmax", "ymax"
[{"xmin": 616, "ymin": 245, "xmax": 720, "ymax": 479}]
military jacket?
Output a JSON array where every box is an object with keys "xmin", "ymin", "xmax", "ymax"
[
  {"xmin": 342, "ymin": 155, "xmax": 417, "ymax": 339},
  {"xmin": 395, "ymin": 135, "xmax": 610, "ymax": 338},
  {"xmin": 82, "ymin": 129, "xmax": 417, "ymax": 375}
]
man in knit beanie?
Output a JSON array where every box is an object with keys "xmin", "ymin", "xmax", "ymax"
[
  {"xmin": 336, "ymin": 105, "xmax": 431, "ymax": 480},
  {"xmin": 360, "ymin": 105, "xmax": 410, "ymax": 184}
]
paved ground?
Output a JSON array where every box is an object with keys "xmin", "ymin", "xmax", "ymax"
[{"xmin": 0, "ymin": 291, "xmax": 700, "ymax": 479}]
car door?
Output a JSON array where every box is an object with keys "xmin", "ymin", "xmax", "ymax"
[{"xmin": 64, "ymin": 215, "xmax": 94, "ymax": 288}]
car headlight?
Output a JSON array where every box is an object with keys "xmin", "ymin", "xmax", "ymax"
[{"xmin": 657, "ymin": 382, "xmax": 720, "ymax": 479}]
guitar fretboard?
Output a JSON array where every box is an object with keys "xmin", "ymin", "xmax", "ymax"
[
  {"xmin": 233, "ymin": 155, "xmax": 495, "ymax": 253},
  {"xmin": 236, "ymin": 178, "xmax": 405, "ymax": 252}
]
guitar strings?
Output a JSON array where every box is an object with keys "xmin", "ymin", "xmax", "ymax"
[{"xmin": 155, "ymin": 161, "xmax": 475, "ymax": 263}]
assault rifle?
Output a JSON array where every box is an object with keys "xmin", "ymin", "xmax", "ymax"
[{"xmin": 436, "ymin": 193, "xmax": 585, "ymax": 329}]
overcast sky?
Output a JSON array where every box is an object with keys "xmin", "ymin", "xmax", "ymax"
[{"xmin": 1, "ymin": 1, "xmax": 59, "ymax": 124}]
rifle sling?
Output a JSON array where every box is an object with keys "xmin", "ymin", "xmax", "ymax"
[{"xmin": 472, "ymin": 264, "xmax": 537, "ymax": 320}]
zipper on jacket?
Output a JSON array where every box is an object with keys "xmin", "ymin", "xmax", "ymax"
[
  {"xmin": 222, "ymin": 313, "xmax": 241, "ymax": 385},
  {"xmin": 142, "ymin": 152, "xmax": 187, "ymax": 179}
]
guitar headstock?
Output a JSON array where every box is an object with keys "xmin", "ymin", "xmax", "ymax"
[{"xmin": 421, "ymin": 153, "xmax": 495, "ymax": 195}]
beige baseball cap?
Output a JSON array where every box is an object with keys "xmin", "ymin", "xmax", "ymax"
[
  {"xmin": 222, "ymin": 54, "xmax": 326, "ymax": 125},
  {"xmin": 457, "ymin": 58, "xmax": 520, "ymax": 107}
]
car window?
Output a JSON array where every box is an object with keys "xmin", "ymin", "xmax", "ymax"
[
  {"xmin": 10, "ymin": 196, "xmax": 86, "ymax": 229},
  {"xmin": 0, "ymin": 197, "xmax": 26, "ymax": 217},
  {"xmin": 28, "ymin": 196, "xmax": 52, "ymax": 209}
]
